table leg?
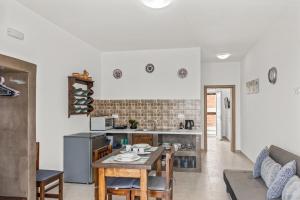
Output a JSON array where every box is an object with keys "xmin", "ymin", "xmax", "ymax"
[
  {"xmin": 98, "ymin": 168, "xmax": 106, "ymax": 200},
  {"xmin": 140, "ymin": 169, "xmax": 148, "ymax": 200},
  {"xmin": 156, "ymin": 158, "xmax": 162, "ymax": 176}
]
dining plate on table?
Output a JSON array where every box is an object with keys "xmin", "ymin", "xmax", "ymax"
[
  {"xmin": 137, "ymin": 151, "xmax": 151, "ymax": 155},
  {"xmin": 114, "ymin": 153, "xmax": 141, "ymax": 162},
  {"xmin": 132, "ymin": 144, "xmax": 151, "ymax": 149}
]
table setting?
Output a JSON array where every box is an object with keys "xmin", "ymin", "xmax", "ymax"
[{"xmin": 102, "ymin": 144, "xmax": 158, "ymax": 165}]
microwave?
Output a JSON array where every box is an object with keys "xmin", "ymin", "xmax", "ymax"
[{"xmin": 90, "ymin": 116, "xmax": 114, "ymax": 131}]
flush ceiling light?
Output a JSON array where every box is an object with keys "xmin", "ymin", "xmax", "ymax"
[
  {"xmin": 141, "ymin": 0, "xmax": 173, "ymax": 9},
  {"xmin": 216, "ymin": 53, "xmax": 232, "ymax": 60}
]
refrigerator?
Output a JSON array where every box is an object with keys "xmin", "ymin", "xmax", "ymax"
[{"xmin": 64, "ymin": 132, "xmax": 107, "ymax": 184}]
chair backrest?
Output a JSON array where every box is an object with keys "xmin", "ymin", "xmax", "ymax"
[
  {"xmin": 36, "ymin": 142, "xmax": 40, "ymax": 170},
  {"xmin": 93, "ymin": 144, "xmax": 113, "ymax": 200},
  {"xmin": 165, "ymin": 148, "xmax": 175, "ymax": 190},
  {"xmin": 93, "ymin": 144, "xmax": 112, "ymax": 162}
]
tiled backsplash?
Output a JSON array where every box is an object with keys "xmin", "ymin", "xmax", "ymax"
[{"xmin": 92, "ymin": 99, "xmax": 201, "ymax": 129}]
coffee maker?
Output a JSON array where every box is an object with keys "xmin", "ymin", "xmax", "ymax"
[{"xmin": 185, "ymin": 120, "xmax": 194, "ymax": 130}]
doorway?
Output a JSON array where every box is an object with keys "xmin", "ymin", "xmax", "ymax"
[{"xmin": 204, "ymin": 85, "xmax": 236, "ymax": 152}]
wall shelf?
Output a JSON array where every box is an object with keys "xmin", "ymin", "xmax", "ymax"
[{"xmin": 68, "ymin": 76, "xmax": 94, "ymax": 118}]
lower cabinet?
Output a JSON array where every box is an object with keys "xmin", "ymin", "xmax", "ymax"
[{"xmin": 132, "ymin": 134, "xmax": 153, "ymax": 146}]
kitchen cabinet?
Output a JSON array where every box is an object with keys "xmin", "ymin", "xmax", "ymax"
[{"xmin": 132, "ymin": 134, "xmax": 153, "ymax": 146}]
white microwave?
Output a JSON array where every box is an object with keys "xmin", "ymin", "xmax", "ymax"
[{"xmin": 90, "ymin": 116, "xmax": 114, "ymax": 131}]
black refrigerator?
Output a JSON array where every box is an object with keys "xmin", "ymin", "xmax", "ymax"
[{"xmin": 64, "ymin": 132, "xmax": 107, "ymax": 184}]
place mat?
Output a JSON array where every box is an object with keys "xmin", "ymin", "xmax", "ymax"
[{"xmin": 103, "ymin": 155, "xmax": 150, "ymax": 165}]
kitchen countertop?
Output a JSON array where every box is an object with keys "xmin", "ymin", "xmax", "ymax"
[{"xmin": 91, "ymin": 128, "xmax": 202, "ymax": 135}]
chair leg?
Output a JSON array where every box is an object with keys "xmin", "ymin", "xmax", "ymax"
[
  {"xmin": 36, "ymin": 186, "xmax": 39, "ymax": 200},
  {"xmin": 59, "ymin": 175, "xmax": 63, "ymax": 200},
  {"xmin": 40, "ymin": 183, "xmax": 45, "ymax": 200},
  {"xmin": 131, "ymin": 191, "xmax": 136, "ymax": 200},
  {"xmin": 126, "ymin": 192, "xmax": 131, "ymax": 200}
]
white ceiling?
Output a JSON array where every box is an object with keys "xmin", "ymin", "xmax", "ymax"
[{"xmin": 16, "ymin": 0, "xmax": 293, "ymax": 62}]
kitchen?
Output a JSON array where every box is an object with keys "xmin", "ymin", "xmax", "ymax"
[
  {"xmin": 62, "ymin": 48, "xmax": 203, "ymax": 199},
  {"xmin": 64, "ymin": 102, "xmax": 202, "ymax": 184}
]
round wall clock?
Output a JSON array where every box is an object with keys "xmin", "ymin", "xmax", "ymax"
[
  {"xmin": 178, "ymin": 68, "xmax": 188, "ymax": 79},
  {"xmin": 268, "ymin": 67, "xmax": 277, "ymax": 84},
  {"xmin": 145, "ymin": 63, "xmax": 155, "ymax": 73},
  {"xmin": 113, "ymin": 69, "xmax": 122, "ymax": 79}
]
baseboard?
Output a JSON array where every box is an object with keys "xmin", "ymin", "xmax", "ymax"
[{"xmin": 236, "ymin": 150, "xmax": 254, "ymax": 164}]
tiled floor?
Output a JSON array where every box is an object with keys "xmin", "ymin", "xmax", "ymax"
[{"xmin": 63, "ymin": 137, "xmax": 253, "ymax": 200}]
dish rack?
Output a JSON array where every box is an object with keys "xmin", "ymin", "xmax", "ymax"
[{"xmin": 68, "ymin": 76, "xmax": 94, "ymax": 117}]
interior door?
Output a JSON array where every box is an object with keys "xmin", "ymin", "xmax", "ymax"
[{"xmin": 216, "ymin": 92, "xmax": 222, "ymax": 140}]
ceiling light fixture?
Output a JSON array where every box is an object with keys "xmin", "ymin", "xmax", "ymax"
[
  {"xmin": 216, "ymin": 53, "xmax": 232, "ymax": 60},
  {"xmin": 140, "ymin": 0, "xmax": 173, "ymax": 9}
]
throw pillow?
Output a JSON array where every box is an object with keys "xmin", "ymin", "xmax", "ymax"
[
  {"xmin": 267, "ymin": 160, "xmax": 296, "ymax": 199},
  {"xmin": 253, "ymin": 146, "xmax": 269, "ymax": 178},
  {"xmin": 261, "ymin": 156, "xmax": 282, "ymax": 188},
  {"xmin": 282, "ymin": 175, "xmax": 300, "ymax": 200}
]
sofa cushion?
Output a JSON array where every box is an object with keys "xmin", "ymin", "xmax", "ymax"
[
  {"xmin": 261, "ymin": 157, "xmax": 282, "ymax": 188},
  {"xmin": 253, "ymin": 147, "xmax": 269, "ymax": 178},
  {"xmin": 269, "ymin": 145, "xmax": 300, "ymax": 177},
  {"xmin": 267, "ymin": 160, "xmax": 297, "ymax": 199},
  {"xmin": 282, "ymin": 175, "xmax": 300, "ymax": 200},
  {"xmin": 223, "ymin": 169, "xmax": 281, "ymax": 200}
]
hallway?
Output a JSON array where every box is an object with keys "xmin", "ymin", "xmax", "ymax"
[{"xmin": 63, "ymin": 137, "xmax": 253, "ymax": 200}]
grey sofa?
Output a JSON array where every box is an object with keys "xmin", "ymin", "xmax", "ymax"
[{"xmin": 223, "ymin": 145, "xmax": 300, "ymax": 200}]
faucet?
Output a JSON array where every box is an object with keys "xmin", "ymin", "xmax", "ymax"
[{"xmin": 148, "ymin": 120, "xmax": 157, "ymax": 131}]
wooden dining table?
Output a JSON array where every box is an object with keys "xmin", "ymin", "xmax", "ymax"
[{"xmin": 93, "ymin": 146, "xmax": 164, "ymax": 200}]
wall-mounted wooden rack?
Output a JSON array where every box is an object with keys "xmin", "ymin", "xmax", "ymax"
[{"xmin": 68, "ymin": 76, "xmax": 94, "ymax": 118}]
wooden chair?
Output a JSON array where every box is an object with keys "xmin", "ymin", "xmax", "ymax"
[
  {"xmin": 93, "ymin": 145, "xmax": 133, "ymax": 200},
  {"xmin": 131, "ymin": 148, "xmax": 174, "ymax": 200},
  {"xmin": 36, "ymin": 142, "xmax": 64, "ymax": 200},
  {"xmin": 93, "ymin": 145, "xmax": 112, "ymax": 200},
  {"xmin": 93, "ymin": 145, "xmax": 135, "ymax": 200}
]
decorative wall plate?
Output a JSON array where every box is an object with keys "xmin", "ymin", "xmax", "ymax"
[
  {"xmin": 268, "ymin": 67, "xmax": 277, "ymax": 84},
  {"xmin": 113, "ymin": 69, "xmax": 122, "ymax": 79},
  {"xmin": 178, "ymin": 68, "xmax": 188, "ymax": 79},
  {"xmin": 145, "ymin": 63, "xmax": 155, "ymax": 73}
]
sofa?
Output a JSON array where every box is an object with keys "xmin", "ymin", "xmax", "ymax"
[{"xmin": 223, "ymin": 145, "xmax": 300, "ymax": 200}]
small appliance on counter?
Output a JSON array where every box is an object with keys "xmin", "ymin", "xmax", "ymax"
[
  {"xmin": 90, "ymin": 116, "xmax": 114, "ymax": 131},
  {"xmin": 185, "ymin": 120, "xmax": 194, "ymax": 130}
]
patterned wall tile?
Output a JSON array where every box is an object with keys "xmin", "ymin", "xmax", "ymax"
[{"xmin": 92, "ymin": 99, "xmax": 201, "ymax": 129}]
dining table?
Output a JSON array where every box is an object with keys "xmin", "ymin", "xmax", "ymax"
[{"xmin": 93, "ymin": 146, "xmax": 164, "ymax": 200}]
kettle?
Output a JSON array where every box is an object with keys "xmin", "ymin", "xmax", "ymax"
[{"xmin": 185, "ymin": 120, "xmax": 194, "ymax": 130}]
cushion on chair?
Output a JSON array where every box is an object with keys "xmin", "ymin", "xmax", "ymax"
[
  {"xmin": 106, "ymin": 177, "xmax": 137, "ymax": 189},
  {"xmin": 253, "ymin": 147, "xmax": 269, "ymax": 178},
  {"xmin": 261, "ymin": 157, "xmax": 282, "ymax": 188},
  {"xmin": 132, "ymin": 176, "xmax": 166, "ymax": 191},
  {"xmin": 267, "ymin": 160, "xmax": 297, "ymax": 199},
  {"xmin": 36, "ymin": 170, "xmax": 63, "ymax": 182}
]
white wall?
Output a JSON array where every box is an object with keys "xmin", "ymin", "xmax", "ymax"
[
  {"xmin": 241, "ymin": 5, "xmax": 300, "ymax": 161},
  {"xmin": 202, "ymin": 62, "xmax": 241, "ymax": 149},
  {"xmin": 0, "ymin": 0, "xmax": 101, "ymax": 170},
  {"xmin": 100, "ymin": 48, "xmax": 201, "ymax": 99}
]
